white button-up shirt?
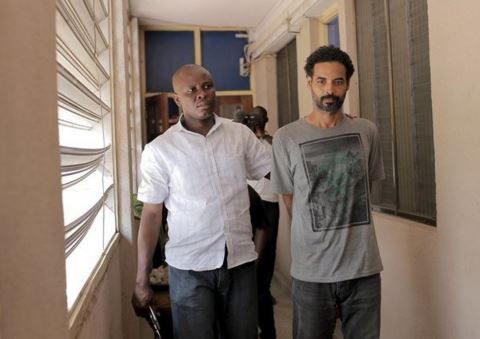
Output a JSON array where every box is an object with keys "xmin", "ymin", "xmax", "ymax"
[
  {"xmin": 247, "ymin": 139, "xmax": 279, "ymax": 203},
  {"xmin": 137, "ymin": 116, "xmax": 271, "ymax": 271}
]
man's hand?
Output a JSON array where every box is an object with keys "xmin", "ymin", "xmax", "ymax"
[
  {"xmin": 131, "ymin": 277, "xmax": 153, "ymax": 318},
  {"xmin": 132, "ymin": 202, "xmax": 163, "ymax": 318}
]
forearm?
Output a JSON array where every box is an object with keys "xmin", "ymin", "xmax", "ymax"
[
  {"xmin": 281, "ymin": 194, "xmax": 293, "ymax": 218},
  {"xmin": 254, "ymin": 228, "xmax": 268, "ymax": 262},
  {"xmin": 136, "ymin": 204, "xmax": 163, "ymax": 283}
]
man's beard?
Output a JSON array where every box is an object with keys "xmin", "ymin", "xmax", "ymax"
[{"xmin": 314, "ymin": 94, "xmax": 345, "ymax": 113}]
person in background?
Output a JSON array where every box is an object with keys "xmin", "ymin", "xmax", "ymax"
[
  {"xmin": 248, "ymin": 184, "xmax": 269, "ymax": 267},
  {"xmin": 249, "ymin": 106, "xmax": 273, "ymax": 143},
  {"xmin": 247, "ymin": 106, "xmax": 279, "ymax": 339},
  {"xmin": 132, "ymin": 64, "xmax": 271, "ymax": 339},
  {"xmin": 271, "ymin": 45, "xmax": 385, "ymax": 339}
]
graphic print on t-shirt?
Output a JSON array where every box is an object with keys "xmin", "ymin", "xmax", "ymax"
[{"xmin": 300, "ymin": 133, "xmax": 370, "ymax": 231}]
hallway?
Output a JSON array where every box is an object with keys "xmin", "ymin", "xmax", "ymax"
[{"xmin": 3, "ymin": 1, "xmax": 480, "ymax": 338}]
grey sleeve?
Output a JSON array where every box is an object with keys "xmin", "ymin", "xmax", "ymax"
[
  {"xmin": 368, "ymin": 124, "xmax": 385, "ymax": 182},
  {"xmin": 271, "ymin": 132, "xmax": 294, "ymax": 194}
]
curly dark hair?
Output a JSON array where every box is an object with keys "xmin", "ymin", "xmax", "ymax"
[{"xmin": 304, "ymin": 45, "xmax": 355, "ymax": 81}]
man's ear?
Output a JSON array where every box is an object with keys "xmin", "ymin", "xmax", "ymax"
[
  {"xmin": 307, "ymin": 76, "xmax": 312, "ymax": 89},
  {"xmin": 172, "ymin": 94, "xmax": 181, "ymax": 108}
]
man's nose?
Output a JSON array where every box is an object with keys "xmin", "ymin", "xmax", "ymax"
[
  {"xmin": 196, "ymin": 88, "xmax": 207, "ymax": 99},
  {"xmin": 324, "ymin": 82, "xmax": 334, "ymax": 95}
]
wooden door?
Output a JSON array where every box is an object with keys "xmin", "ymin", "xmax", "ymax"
[{"xmin": 145, "ymin": 93, "xmax": 179, "ymax": 142}]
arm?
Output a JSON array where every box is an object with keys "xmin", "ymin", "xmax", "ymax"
[
  {"xmin": 254, "ymin": 227, "xmax": 268, "ymax": 264},
  {"xmin": 132, "ymin": 202, "xmax": 163, "ymax": 316},
  {"xmin": 248, "ymin": 185, "xmax": 268, "ymax": 263},
  {"xmin": 281, "ymin": 194, "xmax": 293, "ymax": 219}
]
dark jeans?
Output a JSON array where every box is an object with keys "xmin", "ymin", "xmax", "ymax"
[
  {"xmin": 168, "ymin": 261, "xmax": 258, "ymax": 339},
  {"xmin": 293, "ymin": 274, "xmax": 381, "ymax": 339},
  {"xmin": 257, "ymin": 200, "xmax": 279, "ymax": 339}
]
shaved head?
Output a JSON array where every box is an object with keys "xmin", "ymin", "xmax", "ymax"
[
  {"xmin": 170, "ymin": 64, "xmax": 216, "ymax": 130},
  {"xmin": 172, "ymin": 64, "xmax": 212, "ymax": 93}
]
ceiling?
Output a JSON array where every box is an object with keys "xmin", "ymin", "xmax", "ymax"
[
  {"xmin": 128, "ymin": 0, "xmax": 336, "ymax": 58},
  {"xmin": 129, "ymin": 0, "xmax": 282, "ymax": 28}
]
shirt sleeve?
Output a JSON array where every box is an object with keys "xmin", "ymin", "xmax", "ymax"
[
  {"xmin": 243, "ymin": 126, "xmax": 271, "ymax": 180},
  {"xmin": 137, "ymin": 144, "xmax": 169, "ymax": 204},
  {"xmin": 270, "ymin": 131, "xmax": 294, "ymax": 194},
  {"xmin": 368, "ymin": 123, "xmax": 385, "ymax": 182}
]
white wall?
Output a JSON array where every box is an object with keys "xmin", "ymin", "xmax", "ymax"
[
  {"xmin": 0, "ymin": 1, "xmax": 69, "ymax": 338},
  {"xmin": 77, "ymin": 248, "xmax": 123, "ymax": 339},
  {"xmin": 252, "ymin": 55, "xmax": 279, "ymax": 133},
  {"xmin": 296, "ymin": 19, "xmax": 321, "ymax": 118}
]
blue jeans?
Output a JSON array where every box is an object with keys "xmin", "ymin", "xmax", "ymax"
[
  {"xmin": 293, "ymin": 274, "xmax": 381, "ymax": 339},
  {"xmin": 168, "ymin": 261, "xmax": 258, "ymax": 339}
]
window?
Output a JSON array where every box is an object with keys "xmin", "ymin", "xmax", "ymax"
[
  {"xmin": 327, "ymin": 17, "xmax": 340, "ymax": 47},
  {"xmin": 276, "ymin": 38, "xmax": 299, "ymax": 128},
  {"xmin": 56, "ymin": 0, "xmax": 117, "ymax": 308},
  {"xmin": 144, "ymin": 31, "xmax": 195, "ymax": 93},
  {"xmin": 201, "ymin": 31, "xmax": 250, "ymax": 91},
  {"xmin": 355, "ymin": 0, "xmax": 436, "ymax": 224}
]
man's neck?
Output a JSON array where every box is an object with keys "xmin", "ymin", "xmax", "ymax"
[
  {"xmin": 254, "ymin": 127, "xmax": 267, "ymax": 139},
  {"xmin": 182, "ymin": 115, "xmax": 215, "ymax": 136},
  {"xmin": 306, "ymin": 110, "xmax": 344, "ymax": 129}
]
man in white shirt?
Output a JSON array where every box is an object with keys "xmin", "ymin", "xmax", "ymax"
[{"xmin": 132, "ymin": 64, "xmax": 270, "ymax": 339}]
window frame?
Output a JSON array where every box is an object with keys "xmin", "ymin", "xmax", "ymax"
[
  {"xmin": 55, "ymin": 0, "xmax": 121, "ymax": 326},
  {"xmin": 354, "ymin": 0, "xmax": 437, "ymax": 226}
]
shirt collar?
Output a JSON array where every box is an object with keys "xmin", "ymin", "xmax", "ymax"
[{"xmin": 175, "ymin": 113, "xmax": 223, "ymax": 137}]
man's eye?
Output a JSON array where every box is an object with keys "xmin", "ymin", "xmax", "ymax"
[
  {"xmin": 185, "ymin": 88, "xmax": 194, "ymax": 94},
  {"xmin": 334, "ymin": 80, "xmax": 345, "ymax": 85},
  {"xmin": 203, "ymin": 84, "xmax": 213, "ymax": 90}
]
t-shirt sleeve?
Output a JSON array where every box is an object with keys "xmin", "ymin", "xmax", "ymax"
[
  {"xmin": 137, "ymin": 144, "xmax": 169, "ymax": 204},
  {"xmin": 270, "ymin": 131, "xmax": 294, "ymax": 194},
  {"xmin": 368, "ymin": 124, "xmax": 385, "ymax": 182}
]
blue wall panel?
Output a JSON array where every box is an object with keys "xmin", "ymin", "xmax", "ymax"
[
  {"xmin": 201, "ymin": 31, "xmax": 250, "ymax": 91},
  {"xmin": 145, "ymin": 31, "xmax": 195, "ymax": 92},
  {"xmin": 328, "ymin": 17, "xmax": 340, "ymax": 48}
]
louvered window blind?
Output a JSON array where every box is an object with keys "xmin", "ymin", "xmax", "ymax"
[
  {"xmin": 56, "ymin": 0, "xmax": 116, "ymax": 309},
  {"xmin": 356, "ymin": 0, "xmax": 436, "ymax": 224}
]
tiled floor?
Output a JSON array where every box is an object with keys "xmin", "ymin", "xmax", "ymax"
[{"xmin": 270, "ymin": 276, "xmax": 293, "ymax": 339}]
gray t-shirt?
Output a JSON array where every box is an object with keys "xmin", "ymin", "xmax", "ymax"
[{"xmin": 271, "ymin": 116, "xmax": 385, "ymax": 282}]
